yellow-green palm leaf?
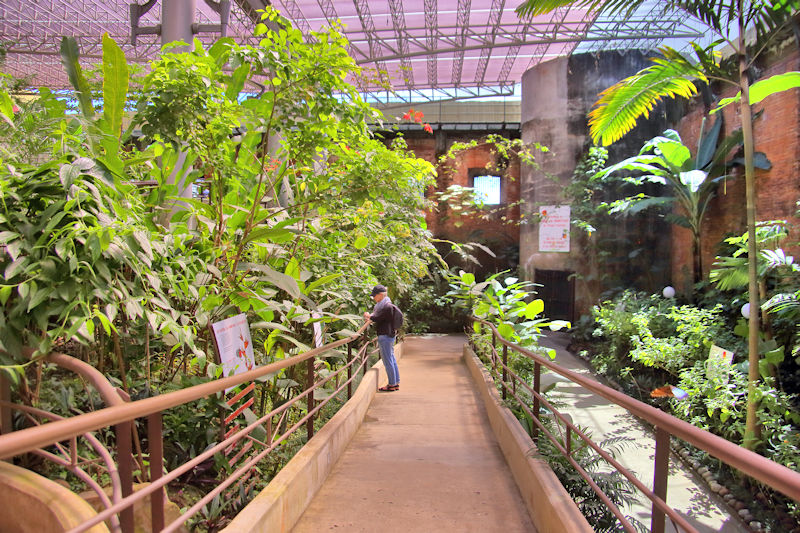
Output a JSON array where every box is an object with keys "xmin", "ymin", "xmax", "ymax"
[{"xmin": 588, "ymin": 49, "xmax": 707, "ymax": 146}]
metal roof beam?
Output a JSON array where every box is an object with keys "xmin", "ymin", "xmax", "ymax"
[
  {"xmin": 358, "ymin": 27, "xmax": 701, "ymax": 65},
  {"xmin": 424, "ymin": 0, "xmax": 437, "ymax": 87},
  {"xmin": 450, "ymin": 0, "xmax": 471, "ymax": 86},
  {"xmin": 387, "ymin": 0, "xmax": 414, "ymax": 87},
  {"xmin": 473, "ymin": 0, "xmax": 505, "ymax": 85}
]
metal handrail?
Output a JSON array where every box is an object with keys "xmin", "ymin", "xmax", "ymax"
[
  {"xmin": 0, "ymin": 323, "xmax": 369, "ymax": 460},
  {"xmin": 471, "ymin": 317, "xmax": 800, "ymax": 533},
  {"xmin": 0, "ymin": 322, "xmax": 373, "ymax": 532}
]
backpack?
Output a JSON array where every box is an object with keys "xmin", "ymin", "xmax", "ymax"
[{"xmin": 390, "ymin": 303, "xmax": 404, "ymax": 332}]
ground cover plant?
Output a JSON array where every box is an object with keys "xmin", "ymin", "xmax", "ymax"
[
  {"xmin": 574, "ymin": 287, "xmax": 800, "ymax": 529},
  {"xmin": 0, "ymin": 8, "xmax": 438, "ymax": 529}
]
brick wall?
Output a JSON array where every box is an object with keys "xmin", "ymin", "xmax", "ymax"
[
  {"xmin": 399, "ymin": 131, "xmax": 522, "ymax": 274},
  {"xmin": 673, "ymin": 45, "xmax": 800, "ymax": 291}
]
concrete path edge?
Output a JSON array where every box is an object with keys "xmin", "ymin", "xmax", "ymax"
[
  {"xmin": 463, "ymin": 344, "xmax": 593, "ymax": 533},
  {"xmin": 222, "ymin": 342, "xmax": 404, "ymax": 533}
]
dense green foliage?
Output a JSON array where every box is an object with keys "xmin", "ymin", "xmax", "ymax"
[
  {"xmin": 0, "ymin": 11, "xmax": 437, "ymax": 388},
  {"xmin": 0, "ymin": 10, "xmax": 440, "ymax": 526},
  {"xmin": 577, "ymin": 290, "xmax": 800, "ymax": 524}
]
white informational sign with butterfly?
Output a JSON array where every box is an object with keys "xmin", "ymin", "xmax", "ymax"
[{"xmin": 210, "ymin": 313, "xmax": 256, "ymax": 380}]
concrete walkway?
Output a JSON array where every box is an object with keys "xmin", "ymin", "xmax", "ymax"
[
  {"xmin": 539, "ymin": 332, "xmax": 748, "ymax": 533},
  {"xmin": 291, "ymin": 334, "xmax": 536, "ymax": 533}
]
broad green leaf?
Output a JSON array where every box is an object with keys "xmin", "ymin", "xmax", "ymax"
[
  {"xmin": 59, "ymin": 36, "xmax": 94, "ymax": 119},
  {"xmin": 713, "ymin": 72, "xmax": 800, "ymax": 112},
  {"xmin": 523, "ymin": 299, "xmax": 545, "ymax": 319},
  {"xmin": 497, "ymin": 322, "xmax": 514, "ymax": 339},
  {"xmin": 251, "ymin": 264, "xmax": 302, "ymax": 299},
  {"xmin": 0, "ymin": 231, "xmax": 19, "ymax": 244},
  {"xmin": 0, "ymin": 285, "xmax": 11, "ymax": 305},
  {"xmin": 353, "ymin": 235, "xmax": 368, "ymax": 249},
  {"xmin": 460, "ymin": 272, "xmax": 476, "ymax": 285},
  {"xmin": 242, "ymin": 227, "xmax": 294, "ymax": 245},
  {"xmin": 305, "ymin": 273, "xmax": 342, "ymax": 294},
  {"xmin": 696, "ymin": 114, "xmax": 723, "ymax": 169},
  {"xmin": 4, "ymin": 257, "xmax": 28, "ymax": 280},
  {"xmin": 0, "ymin": 91, "xmax": 15, "ymax": 128},
  {"xmin": 227, "ymin": 63, "xmax": 251, "ymax": 101},
  {"xmin": 242, "ymin": 408, "xmax": 268, "ymax": 442},
  {"xmin": 101, "ymin": 33, "xmax": 128, "ymax": 135}
]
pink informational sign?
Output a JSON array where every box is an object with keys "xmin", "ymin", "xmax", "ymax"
[
  {"xmin": 539, "ymin": 206, "xmax": 571, "ymax": 253},
  {"xmin": 210, "ymin": 313, "xmax": 256, "ymax": 379}
]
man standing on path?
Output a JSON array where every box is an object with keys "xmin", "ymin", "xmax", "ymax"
[{"xmin": 363, "ymin": 284, "xmax": 400, "ymax": 392}]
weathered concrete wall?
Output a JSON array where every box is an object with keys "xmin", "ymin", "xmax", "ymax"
[{"xmin": 520, "ymin": 50, "xmax": 674, "ymax": 316}]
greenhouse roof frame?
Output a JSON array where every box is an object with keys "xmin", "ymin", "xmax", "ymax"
[{"xmin": 1, "ymin": 0, "xmax": 705, "ymax": 103}]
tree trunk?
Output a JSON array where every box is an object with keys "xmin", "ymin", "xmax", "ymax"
[
  {"xmin": 692, "ymin": 230, "xmax": 702, "ymax": 285},
  {"xmin": 738, "ymin": 5, "xmax": 762, "ymax": 451}
]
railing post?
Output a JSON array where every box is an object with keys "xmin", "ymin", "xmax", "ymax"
[
  {"xmin": 306, "ymin": 357, "xmax": 315, "ymax": 441},
  {"xmin": 652, "ymin": 426, "xmax": 670, "ymax": 533},
  {"xmin": 347, "ymin": 344, "xmax": 353, "ymax": 399},
  {"xmin": 0, "ymin": 374, "xmax": 11, "ymax": 436},
  {"xmin": 502, "ymin": 343, "xmax": 508, "ymax": 401},
  {"xmin": 116, "ymin": 421, "xmax": 135, "ymax": 533},
  {"xmin": 532, "ymin": 361, "xmax": 541, "ymax": 441},
  {"xmin": 148, "ymin": 412, "xmax": 165, "ymax": 532},
  {"xmin": 566, "ymin": 426, "xmax": 572, "ymax": 456}
]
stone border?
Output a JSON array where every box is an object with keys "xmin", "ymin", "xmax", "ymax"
[
  {"xmin": 222, "ymin": 342, "xmax": 403, "ymax": 533},
  {"xmin": 462, "ymin": 344, "xmax": 593, "ymax": 533},
  {"xmin": 0, "ymin": 460, "xmax": 110, "ymax": 533}
]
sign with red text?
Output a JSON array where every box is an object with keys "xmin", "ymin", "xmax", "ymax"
[{"xmin": 539, "ymin": 206, "xmax": 570, "ymax": 252}]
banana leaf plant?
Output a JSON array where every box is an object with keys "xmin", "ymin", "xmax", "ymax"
[{"xmin": 594, "ymin": 115, "xmax": 770, "ymax": 284}]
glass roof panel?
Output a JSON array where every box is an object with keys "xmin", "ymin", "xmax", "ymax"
[{"xmin": 0, "ymin": 0, "xmax": 705, "ymax": 102}]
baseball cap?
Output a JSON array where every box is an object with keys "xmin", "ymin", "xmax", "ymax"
[{"xmin": 370, "ymin": 284, "xmax": 388, "ymax": 296}]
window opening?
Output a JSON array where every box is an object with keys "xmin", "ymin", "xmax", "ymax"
[{"xmin": 473, "ymin": 175, "xmax": 501, "ymax": 205}]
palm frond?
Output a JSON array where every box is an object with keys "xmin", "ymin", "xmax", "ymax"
[
  {"xmin": 747, "ymin": 0, "xmax": 800, "ymax": 41},
  {"xmin": 589, "ymin": 49, "xmax": 706, "ymax": 146},
  {"xmin": 516, "ymin": 0, "xmax": 589, "ymax": 18},
  {"xmin": 709, "ymin": 256, "xmax": 749, "ymax": 290}
]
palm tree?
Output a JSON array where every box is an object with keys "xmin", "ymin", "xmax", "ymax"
[{"xmin": 517, "ymin": 0, "xmax": 800, "ymax": 449}]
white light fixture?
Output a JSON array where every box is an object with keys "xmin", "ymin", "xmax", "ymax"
[
  {"xmin": 662, "ymin": 286, "xmax": 676, "ymax": 298},
  {"xmin": 741, "ymin": 303, "xmax": 751, "ymax": 318}
]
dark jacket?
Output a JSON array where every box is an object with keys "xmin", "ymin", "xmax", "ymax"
[{"xmin": 370, "ymin": 298, "xmax": 396, "ymax": 337}]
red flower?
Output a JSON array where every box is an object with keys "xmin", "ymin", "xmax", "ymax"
[
  {"xmin": 414, "ymin": 111, "xmax": 424, "ymax": 123},
  {"xmin": 12, "ymin": 104, "xmax": 19, "ymax": 114},
  {"xmin": 402, "ymin": 108, "xmax": 414, "ymax": 120},
  {"xmin": 423, "ymin": 123, "xmax": 433, "ymax": 134}
]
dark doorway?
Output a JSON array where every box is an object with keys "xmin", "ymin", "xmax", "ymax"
[{"xmin": 534, "ymin": 269, "xmax": 575, "ymax": 323}]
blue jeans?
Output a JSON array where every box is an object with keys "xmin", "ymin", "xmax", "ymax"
[{"xmin": 377, "ymin": 334, "xmax": 399, "ymax": 386}]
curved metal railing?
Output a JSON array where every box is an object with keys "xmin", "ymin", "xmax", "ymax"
[
  {"xmin": 470, "ymin": 317, "xmax": 800, "ymax": 533},
  {"xmin": 0, "ymin": 322, "xmax": 375, "ymax": 533}
]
